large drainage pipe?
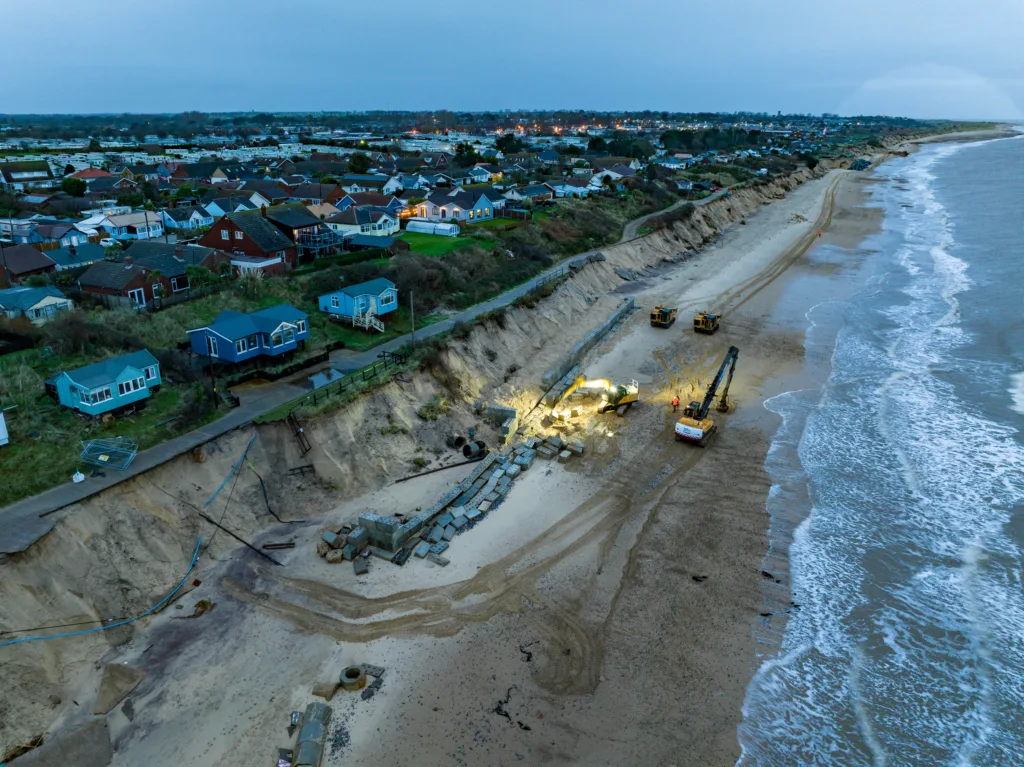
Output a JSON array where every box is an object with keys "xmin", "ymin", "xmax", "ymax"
[{"xmin": 462, "ymin": 440, "xmax": 487, "ymax": 459}]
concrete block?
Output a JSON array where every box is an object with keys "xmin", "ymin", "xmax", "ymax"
[
  {"xmin": 505, "ymin": 464, "xmax": 521, "ymax": 479},
  {"xmin": 347, "ymin": 527, "xmax": 369, "ymax": 550},
  {"xmin": 367, "ymin": 546, "xmax": 395, "ymax": 562},
  {"xmin": 491, "ymin": 468, "xmax": 506, "ymax": 480},
  {"xmin": 466, "ymin": 508, "xmax": 481, "ymax": 521},
  {"xmin": 322, "ymin": 531, "xmax": 340, "ymax": 549},
  {"xmin": 483, "ymin": 492, "xmax": 499, "ymax": 503},
  {"xmin": 430, "ymin": 541, "xmax": 449, "ymax": 555},
  {"xmin": 478, "ymin": 501, "xmax": 492, "ymax": 513},
  {"xmin": 427, "ymin": 553, "xmax": 450, "ymax": 567},
  {"xmin": 452, "ymin": 514, "xmax": 468, "ymax": 529},
  {"xmin": 442, "ymin": 525, "xmax": 457, "ymax": 541},
  {"xmin": 537, "ymin": 445, "xmax": 557, "ymax": 459},
  {"xmin": 354, "ymin": 557, "xmax": 369, "ymax": 575},
  {"xmin": 525, "ymin": 437, "xmax": 540, "ymax": 449},
  {"xmin": 545, "ymin": 435, "xmax": 565, "ymax": 450},
  {"xmin": 427, "ymin": 526, "xmax": 444, "ymax": 544},
  {"xmin": 558, "ymin": 450, "xmax": 572, "ymax": 464},
  {"xmin": 437, "ymin": 512, "xmax": 454, "ymax": 528},
  {"xmin": 413, "ymin": 541, "xmax": 431, "ymax": 558},
  {"xmin": 341, "ymin": 544, "xmax": 356, "ymax": 561},
  {"xmin": 569, "ymin": 441, "xmax": 585, "ymax": 455}
]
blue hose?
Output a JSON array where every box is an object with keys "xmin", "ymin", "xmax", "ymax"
[{"xmin": 0, "ymin": 537, "xmax": 202, "ymax": 648}]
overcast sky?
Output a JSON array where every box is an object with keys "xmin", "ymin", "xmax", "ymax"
[{"xmin": 2, "ymin": 0, "xmax": 1022, "ymax": 119}]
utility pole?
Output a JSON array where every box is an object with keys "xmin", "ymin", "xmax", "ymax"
[{"xmin": 409, "ymin": 289, "xmax": 415, "ymax": 347}]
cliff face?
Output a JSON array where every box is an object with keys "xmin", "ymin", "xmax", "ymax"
[{"xmin": 0, "ymin": 160, "xmax": 845, "ymax": 757}]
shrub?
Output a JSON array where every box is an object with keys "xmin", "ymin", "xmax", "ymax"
[{"xmin": 417, "ymin": 394, "xmax": 450, "ymax": 421}]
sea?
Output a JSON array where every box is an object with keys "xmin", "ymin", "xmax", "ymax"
[{"xmin": 737, "ymin": 134, "xmax": 1024, "ymax": 766}]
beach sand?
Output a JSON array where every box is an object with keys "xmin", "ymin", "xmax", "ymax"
[{"xmin": 35, "ymin": 169, "xmax": 884, "ymax": 767}]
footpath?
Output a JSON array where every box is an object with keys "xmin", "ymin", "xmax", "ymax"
[{"xmin": 0, "ymin": 189, "xmax": 726, "ymax": 554}]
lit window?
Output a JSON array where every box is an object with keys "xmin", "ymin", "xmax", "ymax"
[
  {"xmin": 234, "ymin": 231, "xmax": 243, "ymax": 240},
  {"xmin": 220, "ymin": 229, "xmax": 229, "ymax": 240}
]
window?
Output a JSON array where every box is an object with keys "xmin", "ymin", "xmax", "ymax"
[
  {"xmin": 330, "ymin": 295, "xmax": 339, "ymax": 308},
  {"xmin": 440, "ymin": 208, "xmax": 447, "ymax": 218},
  {"xmin": 476, "ymin": 208, "xmax": 481, "ymax": 217},
  {"xmin": 145, "ymin": 366, "xmax": 157, "ymax": 381},
  {"xmin": 89, "ymin": 387, "xmax": 112, "ymax": 405},
  {"xmin": 234, "ymin": 231, "xmax": 243, "ymax": 240},
  {"xmin": 206, "ymin": 335, "xmax": 218, "ymax": 357},
  {"xmin": 220, "ymin": 229, "xmax": 229, "ymax": 240},
  {"xmin": 469, "ymin": 210, "xmax": 475, "ymax": 219},
  {"xmin": 171, "ymin": 277, "xmax": 188, "ymax": 292},
  {"xmin": 277, "ymin": 251, "xmax": 285, "ymax": 259},
  {"xmin": 484, "ymin": 208, "xmax": 490, "ymax": 216},
  {"xmin": 284, "ymin": 329, "xmax": 295, "ymax": 343},
  {"xmin": 235, "ymin": 339, "xmax": 247, "ymax": 354},
  {"xmin": 272, "ymin": 332, "xmax": 283, "ymax": 346},
  {"xmin": 118, "ymin": 377, "xmax": 146, "ymax": 396},
  {"xmin": 381, "ymin": 291, "xmax": 394, "ymax": 305},
  {"xmin": 262, "ymin": 333, "xmax": 270, "ymax": 346},
  {"xmin": 297, "ymin": 319, "xmax": 306, "ymax": 333},
  {"xmin": 247, "ymin": 334, "xmax": 258, "ymax": 348}
]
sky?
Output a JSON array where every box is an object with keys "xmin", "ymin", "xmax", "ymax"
[{"xmin": 2, "ymin": 0, "xmax": 1022, "ymax": 120}]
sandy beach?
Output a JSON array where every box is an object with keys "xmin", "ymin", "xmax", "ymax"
[{"xmin": 1, "ymin": 166, "xmax": 888, "ymax": 766}]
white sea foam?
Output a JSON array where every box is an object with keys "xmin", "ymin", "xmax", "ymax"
[{"xmin": 739, "ymin": 140, "xmax": 1024, "ymax": 765}]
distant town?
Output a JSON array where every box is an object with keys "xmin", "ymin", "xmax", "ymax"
[{"xmin": 0, "ymin": 109, "xmax": 976, "ymax": 503}]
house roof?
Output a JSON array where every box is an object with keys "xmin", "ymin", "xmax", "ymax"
[
  {"xmin": 107, "ymin": 211, "xmax": 159, "ymax": 228},
  {"xmin": 47, "ymin": 242, "xmax": 105, "ymax": 268},
  {"xmin": 424, "ymin": 189, "xmax": 485, "ymax": 209},
  {"xmin": 0, "ymin": 161, "xmax": 54, "ymax": 184},
  {"xmin": 163, "ymin": 205, "xmax": 209, "ymax": 222},
  {"xmin": 345, "ymin": 234, "xmax": 402, "ymax": 249},
  {"xmin": 349, "ymin": 192, "xmax": 398, "ymax": 208},
  {"xmin": 265, "ymin": 204, "xmax": 321, "ymax": 230},
  {"xmin": 226, "ymin": 210, "xmax": 294, "ymax": 252},
  {"xmin": 30, "ymin": 222, "xmax": 78, "ymax": 240},
  {"xmin": 200, "ymin": 304, "xmax": 308, "ymax": 340},
  {"xmin": 240, "ymin": 179, "xmax": 291, "ymax": 200},
  {"xmin": 339, "ymin": 278, "xmax": 395, "ymax": 298},
  {"xmin": 306, "ymin": 203, "xmax": 340, "ymax": 220},
  {"xmin": 77, "ymin": 260, "xmax": 145, "ymax": 290},
  {"xmin": 519, "ymin": 184, "xmax": 553, "ymax": 197},
  {"xmin": 63, "ymin": 350, "xmax": 159, "ymax": 390},
  {"xmin": 289, "ymin": 183, "xmax": 339, "ymax": 200},
  {"xmin": 69, "ymin": 168, "xmax": 113, "ymax": 180},
  {"xmin": 0, "ymin": 285, "xmax": 67, "ymax": 311},
  {"xmin": 176, "ymin": 162, "xmax": 223, "ymax": 179},
  {"xmin": 207, "ymin": 196, "xmax": 256, "ymax": 212},
  {"xmin": 123, "ymin": 241, "xmax": 220, "ymax": 276},
  {"xmin": 1, "ymin": 244, "xmax": 57, "ymax": 275}
]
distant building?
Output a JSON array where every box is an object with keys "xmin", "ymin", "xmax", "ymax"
[
  {"xmin": 0, "ymin": 285, "xmax": 73, "ymax": 324},
  {"xmin": 0, "ymin": 161, "xmax": 55, "ymax": 191}
]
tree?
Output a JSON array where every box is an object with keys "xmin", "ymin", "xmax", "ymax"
[
  {"xmin": 174, "ymin": 184, "xmax": 194, "ymax": 199},
  {"xmin": 495, "ymin": 133, "xmax": 525, "ymax": 154},
  {"xmin": 117, "ymin": 192, "xmax": 145, "ymax": 208},
  {"xmin": 25, "ymin": 274, "xmax": 49, "ymax": 287},
  {"xmin": 88, "ymin": 139, "xmax": 102, "ymax": 152},
  {"xmin": 186, "ymin": 264, "xmax": 219, "ymax": 296},
  {"xmin": 63, "ymin": 163, "xmax": 75, "ymax": 176},
  {"xmin": 348, "ymin": 152, "xmax": 371, "ymax": 174},
  {"xmin": 60, "ymin": 177, "xmax": 87, "ymax": 197},
  {"xmin": 104, "ymin": 242, "xmax": 124, "ymax": 260},
  {"xmin": 587, "ymin": 136, "xmax": 608, "ymax": 153}
]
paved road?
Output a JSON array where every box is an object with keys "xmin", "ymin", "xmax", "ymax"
[{"xmin": 0, "ymin": 189, "xmax": 728, "ymax": 554}]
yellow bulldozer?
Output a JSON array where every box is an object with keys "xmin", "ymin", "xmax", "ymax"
[
  {"xmin": 562, "ymin": 376, "xmax": 640, "ymax": 417},
  {"xmin": 693, "ymin": 311, "xmax": 720, "ymax": 334},
  {"xmin": 650, "ymin": 305, "xmax": 678, "ymax": 328}
]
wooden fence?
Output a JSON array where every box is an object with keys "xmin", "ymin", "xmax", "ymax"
[{"xmin": 287, "ymin": 351, "xmax": 409, "ymax": 415}]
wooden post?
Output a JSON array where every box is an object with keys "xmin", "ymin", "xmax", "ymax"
[{"xmin": 410, "ymin": 290, "xmax": 415, "ymax": 347}]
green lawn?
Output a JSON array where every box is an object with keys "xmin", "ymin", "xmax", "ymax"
[
  {"xmin": 467, "ymin": 217, "xmax": 524, "ymax": 230},
  {"xmin": 398, "ymin": 232, "xmax": 479, "ymax": 256},
  {"xmin": 0, "ymin": 349, "xmax": 218, "ymax": 506},
  {"xmin": 318, "ymin": 306, "xmax": 445, "ymax": 351}
]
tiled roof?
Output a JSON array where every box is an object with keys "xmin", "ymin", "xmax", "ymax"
[
  {"xmin": 1, "ymin": 244, "xmax": 57, "ymax": 275},
  {"xmin": 226, "ymin": 210, "xmax": 294, "ymax": 252}
]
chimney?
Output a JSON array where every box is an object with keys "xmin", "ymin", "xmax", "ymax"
[
  {"xmin": 123, "ymin": 254, "xmax": 133, "ymax": 267},
  {"xmin": 175, "ymin": 245, "xmax": 183, "ymax": 259},
  {"xmin": 261, "ymin": 204, "xmax": 267, "ymax": 218}
]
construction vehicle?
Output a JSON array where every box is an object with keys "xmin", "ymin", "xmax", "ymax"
[
  {"xmin": 693, "ymin": 311, "xmax": 720, "ymax": 334},
  {"xmin": 674, "ymin": 346, "xmax": 738, "ymax": 447},
  {"xmin": 650, "ymin": 305, "xmax": 678, "ymax": 328}
]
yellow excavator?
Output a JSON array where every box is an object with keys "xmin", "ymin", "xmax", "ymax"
[
  {"xmin": 693, "ymin": 311, "xmax": 720, "ymax": 334},
  {"xmin": 563, "ymin": 376, "xmax": 640, "ymax": 417},
  {"xmin": 650, "ymin": 305, "xmax": 678, "ymax": 328},
  {"xmin": 674, "ymin": 346, "xmax": 738, "ymax": 447}
]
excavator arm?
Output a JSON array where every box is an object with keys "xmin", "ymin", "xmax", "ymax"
[{"xmin": 685, "ymin": 346, "xmax": 739, "ymax": 420}]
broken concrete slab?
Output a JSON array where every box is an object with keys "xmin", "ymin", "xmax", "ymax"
[
  {"xmin": 442, "ymin": 525, "xmax": 457, "ymax": 541},
  {"xmin": 537, "ymin": 445, "xmax": 557, "ymax": 459},
  {"xmin": 426, "ymin": 553, "xmax": 450, "ymax": 567},
  {"xmin": 436, "ymin": 512, "xmax": 454, "ymax": 528},
  {"xmin": 452, "ymin": 514, "xmax": 468, "ymax": 529},
  {"xmin": 466, "ymin": 508, "xmax": 481, "ymax": 522},
  {"xmin": 569, "ymin": 441, "xmax": 585, "ymax": 455},
  {"xmin": 354, "ymin": 557, "xmax": 369, "ymax": 575},
  {"xmin": 426, "ymin": 526, "xmax": 443, "ymax": 544},
  {"xmin": 325, "ymin": 549, "xmax": 344, "ymax": 564},
  {"xmin": 10, "ymin": 719, "xmax": 111, "ymax": 767},
  {"xmin": 312, "ymin": 679, "xmax": 340, "ymax": 701},
  {"xmin": 478, "ymin": 500, "xmax": 492, "ymax": 513},
  {"xmin": 558, "ymin": 450, "xmax": 572, "ymax": 464},
  {"xmin": 413, "ymin": 540, "xmax": 431, "ymax": 558},
  {"xmin": 545, "ymin": 435, "xmax": 565, "ymax": 450},
  {"xmin": 430, "ymin": 541, "xmax": 449, "ymax": 555},
  {"xmin": 93, "ymin": 663, "xmax": 145, "ymax": 715}
]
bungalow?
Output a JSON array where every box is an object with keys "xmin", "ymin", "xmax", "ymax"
[
  {"xmin": 537, "ymin": 150, "xmax": 560, "ymax": 167},
  {"xmin": 591, "ymin": 164, "xmax": 638, "ymax": 185},
  {"xmin": 238, "ymin": 179, "xmax": 291, "ymax": 205},
  {"xmin": 306, "ymin": 203, "xmax": 341, "ymax": 222},
  {"xmin": 415, "ymin": 190, "xmax": 494, "ymax": 222},
  {"xmin": 417, "ymin": 152, "xmax": 451, "ymax": 169},
  {"xmin": 349, "ymin": 192, "xmax": 405, "ymax": 214},
  {"xmin": 0, "ymin": 245, "xmax": 57, "ymax": 285},
  {"xmin": 467, "ymin": 166, "xmax": 492, "ymax": 184},
  {"xmin": 203, "ymin": 197, "xmax": 258, "ymax": 217},
  {"xmin": 503, "ymin": 184, "xmax": 554, "ymax": 203},
  {"xmin": 48, "ymin": 349, "xmax": 161, "ymax": 417},
  {"xmin": 161, "ymin": 205, "xmax": 215, "ymax": 231},
  {"xmin": 9, "ymin": 220, "xmax": 90, "ymax": 249},
  {"xmin": 199, "ymin": 209, "xmax": 298, "ymax": 268},
  {"xmin": 288, "ymin": 183, "xmax": 344, "ymax": 206},
  {"xmin": 187, "ymin": 304, "xmax": 309, "ymax": 364},
  {"xmin": 171, "ymin": 162, "xmax": 225, "ymax": 184},
  {"xmin": 397, "ymin": 173, "xmax": 430, "ymax": 190},
  {"xmin": 121, "ymin": 164, "xmax": 161, "ymax": 182},
  {"xmin": 77, "ymin": 242, "xmax": 230, "ymax": 308},
  {"xmin": 340, "ymin": 174, "xmax": 400, "ymax": 195},
  {"xmin": 100, "ymin": 211, "xmax": 164, "ymax": 242},
  {"xmin": 547, "ymin": 178, "xmax": 592, "ymax": 198},
  {"xmin": 319, "ymin": 278, "xmax": 397, "ymax": 328},
  {"xmin": 85, "ymin": 176, "xmax": 138, "ymax": 195},
  {"xmin": 47, "ymin": 242, "xmax": 105, "ymax": 272},
  {"xmin": 0, "ymin": 161, "xmax": 55, "ymax": 191},
  {"xmin": 325, "ymin": 207, "xmax": 400, "ymax": 237},
  {"xmin": 68, "ymin": 167, "xmax": 114, "ymax": 182},
  {"xmin": 0, "ymin": 285, "xmax": 73, "ymax": 324}
]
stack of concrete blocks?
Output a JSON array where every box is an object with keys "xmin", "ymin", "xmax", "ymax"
[
  {"xmin": 358, "ymin": 452, "xmax": 500, "ymax": 554},
  {"xmin": 540, "ymin": 297, "xmax": 636, "ymax": 390},
  {"xmin": 510, "ymin": 443, "xmax": 537, "ymax": 472},
  {"xmin": 480, "ymin": 403, "xmax": 519, "ymax": 446}
]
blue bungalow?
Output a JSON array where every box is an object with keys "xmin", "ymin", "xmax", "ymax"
[
  {"xmin": 319, "ymin": 279, "xmax": 398, "ymax": 322},
  {"xmin": 187, "ymin": 304, "xmax": 309, "ymax": 363},
  {"xmin": 48, "ymin": 349, "xmax": 161, "ymax": 416}
]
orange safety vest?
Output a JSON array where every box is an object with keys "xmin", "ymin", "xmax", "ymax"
[{"xmin": 672, "ymin": 397, "xmax": 680, "ymax": 406}]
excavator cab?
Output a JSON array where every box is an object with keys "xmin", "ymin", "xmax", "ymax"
[
  {"xmin": 693, "ymin": 312, "xmax": 720, "ymax": 334},
  {"xmin": 650, "ymin": 305, "xmax": 678, "ymax": 328}
]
